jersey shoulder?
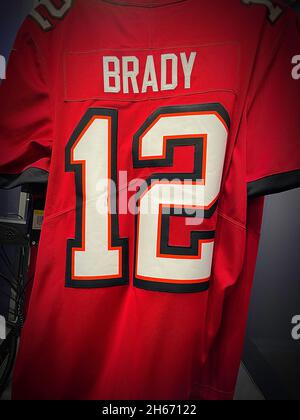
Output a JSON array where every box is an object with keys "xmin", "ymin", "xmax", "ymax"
[
  {"xmin": 29, "ymin": 0, "xmax": 75, "ymax": 32},
  {"xmin": 239, "ymin": 0, "xmax": 300, "ymax": 27},
  {"xmin": 14, "ymin": 0, "xmax": 90, "ymax": 54}
]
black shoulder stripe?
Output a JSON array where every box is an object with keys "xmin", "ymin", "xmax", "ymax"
[
  {"xmin": 247, "ymin": 169, "xmax": 300, "ymax": 197},
  {"xmin": 0, "ymin": 168, "xmax": 49, "ymax": 190}
]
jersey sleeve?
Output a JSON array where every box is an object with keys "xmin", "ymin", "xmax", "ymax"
[
  {"xmin": 0, "ymin": 20, "xmax": 53, "ymax": 190},
  {"xmin": 246, "ymin": 8, "xmax": 300, "ymax": 197}
]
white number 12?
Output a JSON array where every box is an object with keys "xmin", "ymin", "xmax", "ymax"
[{"xmin": 66, "ymin": 104, "xmax": 229, "ymax": 293}]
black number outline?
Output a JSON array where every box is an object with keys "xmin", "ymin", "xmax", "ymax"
[
  {"xmin": 65, "ymin": 108, "xmax": 129, "ymax": 289},
  {"xmin": 132, "ymin": 103, "xmax": 230, "ymax": 293}
]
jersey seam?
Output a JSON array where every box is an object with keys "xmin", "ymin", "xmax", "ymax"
[
  {"xmin": 42, "ymin": 205, "xmax": 76, "ymax": 225},
  {"xmin": 247, "ymin": 167, "xmax": 300, "ymax": 184},
  {"xmin": 43, "ymin": 202, "xmax": 248, "ymax": 230},
  {"xmin": 63, "ymin": 88, "xmax": 239, "ymax": 103},
  {"xmin": 28, "ymin": 34, "xmax": 55, "ymax": 148},
  {"xmin": 64, "ymin": 40, "xmax": 240, "ymax": 54},
  {"xmin": 217, "ymin": 211, "xmax": 246, "ymax": 231},
  {"xmin": 245, "ymin": 9, "xmax": 290, "ymax": 116},
  {"xmin": 100, "ymin": 0, "xmax": 189, "ymax": 8}
]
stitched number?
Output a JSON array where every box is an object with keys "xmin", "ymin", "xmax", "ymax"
[
  {"xmin": 65, "ymin": 104, "xmax": 230, "ymax": 293},
  {"xmin": 65, "ymin": 109, "xmax": 129, "ymax": 288},
  {"xmin": 30, "ymin": 0, "xmax": 73, "ymax": 31},
  {"xmin": 241, "ymin": 0, "xmax": 283, "ymax": 23},
  {"xmin": 133, "ymin": 104, "xmax": 229, "ymax": 293}
]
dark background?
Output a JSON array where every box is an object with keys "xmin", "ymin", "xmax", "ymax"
[{"xmin": 0, "ymin": 0, "xmax": 299, "ymax": 400}]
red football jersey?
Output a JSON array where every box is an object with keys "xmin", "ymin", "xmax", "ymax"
[{"xmin": 0, "ymin": 0, "xmax": 299, "ymax": 400}]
